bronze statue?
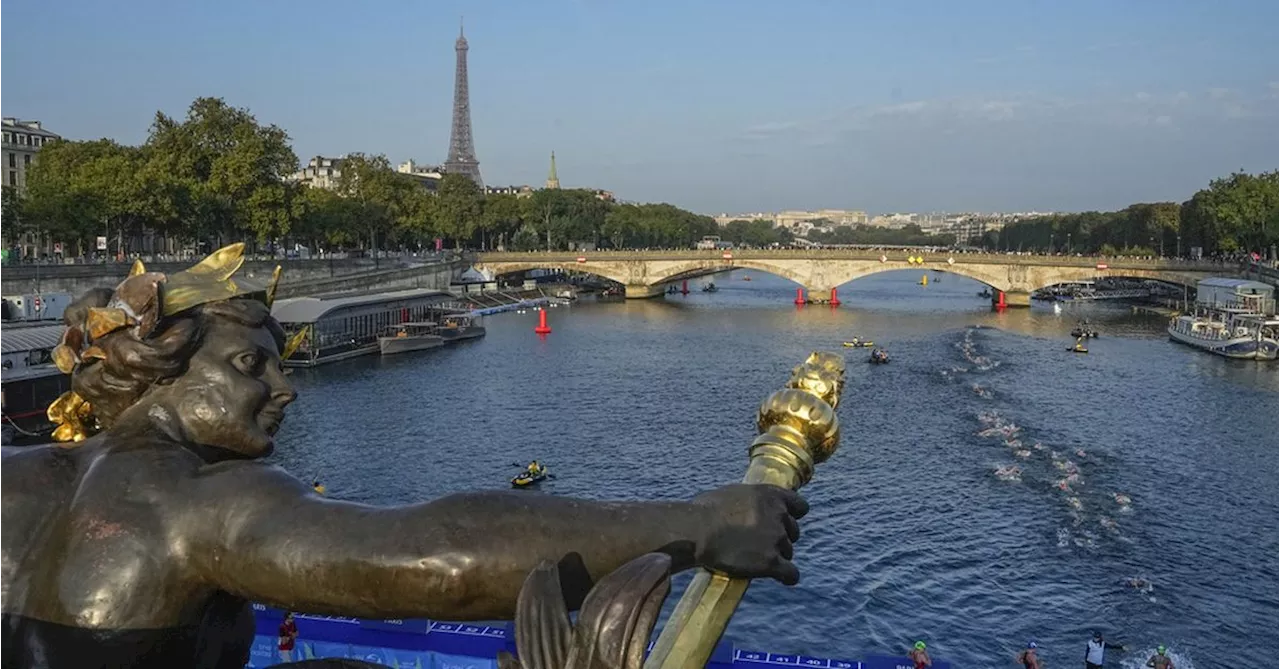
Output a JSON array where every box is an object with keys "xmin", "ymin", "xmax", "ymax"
[
  {"xmin": 498, "ymin": 552, "xmax": 674, "ymax": 669},
  {"xmin": 1, "ymin": 245, "xmax": 808, "ymax": 668}
]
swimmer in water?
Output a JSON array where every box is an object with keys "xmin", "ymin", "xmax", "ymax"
[
  {"xmin": 1114, "ymin": 493, "xmax": 1132, "ymax": 506},
  {"xmin": 1015, "ymin": 641, "xmax": 1041, "ymax": 669},
  {"xmin": 907, "ymin": 641, "xmax": 931, "ymax": 668},
  {"xmin": 1146, "ymin": 644, "xmax": 1174, "ymax": 668},
  {"xmin": 1067, "ymin": 496, "xmax": 1082, "ymax": 510},
  {"xmin": 1075, "ymin": 449, "xmax": 1087, "ymax": 458}
]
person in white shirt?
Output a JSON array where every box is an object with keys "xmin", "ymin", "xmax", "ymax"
[{"xmin": 1085, "ymin": 630, "xmax": 1125, "ymax": 668}]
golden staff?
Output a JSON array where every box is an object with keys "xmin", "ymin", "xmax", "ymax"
[{"xmin": 645, "ymin": 351, "xmax": 846, "ymax": 669}]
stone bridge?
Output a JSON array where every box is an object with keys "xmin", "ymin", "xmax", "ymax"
[{"xmin": 473, "ymin": 249, "xmax": 1240, "ymax": 306}]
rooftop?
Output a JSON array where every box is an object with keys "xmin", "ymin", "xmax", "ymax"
[
  {"xmin": 1197, "ymin": 277, "xmax": 1274, "ymax": 291},
  {"xmin": 272, "ymin": 289, "xmax": 454, "ymax": 324}
]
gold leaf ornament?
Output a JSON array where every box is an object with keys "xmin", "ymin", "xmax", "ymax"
[
  {"xmin": 48, "ymin": 391, "xmax": 95, "ymax": 443},
  {"xmin": 86, "ymin": 308, "xmax": 132, "ymax": 340},
  {"xmin": 282, "ymin": 325, "xmax": 309, "ymax": 360},
  {"xmin": 162, "ymin": 243, "xmax": 269, "ymax": 316}
]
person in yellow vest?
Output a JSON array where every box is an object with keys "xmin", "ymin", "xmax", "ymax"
[{"xmin": 313, "ymin": 480, "xmax": 326, "ymax": 495}]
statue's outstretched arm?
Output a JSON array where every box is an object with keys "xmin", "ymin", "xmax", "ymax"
[{"xmin": 183, "ymin": 463, "xmax": 802, "ymax": 621}]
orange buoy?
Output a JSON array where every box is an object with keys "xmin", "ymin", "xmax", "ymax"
[
  {"xmin": 534, "ymin": 308, "xmax": 552, "ymax": 334},
  {"xmin": 829, "ymin": 287, "xmax": 841, "ymax": 307},
  {"xmin": 794, "ymin": 288, "xmax": 806, "ymax": 305}
]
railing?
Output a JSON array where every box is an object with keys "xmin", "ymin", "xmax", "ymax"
[{"xmin": 474, "ymin": 249, "xmax": 1231, "ymax": 272}]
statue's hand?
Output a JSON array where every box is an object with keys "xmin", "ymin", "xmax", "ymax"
[{"xmin": 691, "ymin": 484, "xmax": 809, "ymax": 585}]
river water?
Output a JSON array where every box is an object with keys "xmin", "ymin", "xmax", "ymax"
[{"xmin": 271, "ymin": 269, "xmax": 1278, "ymax": 669}]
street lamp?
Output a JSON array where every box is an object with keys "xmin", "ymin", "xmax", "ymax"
[
  {"xmin": 1176, "ymin": 233, "xmax": 1181, "ymax": 259},
  {"xmin": 1066, "ymin": 233, "xmax": 1072, "ymax": 255}
]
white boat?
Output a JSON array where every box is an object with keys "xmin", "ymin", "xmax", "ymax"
[
  {"xmin": 1167, "ymin": 309, "xmax": 1279, "ymax": 361},
  {"xmin": 378, "ymin": 322, "xmax": 445, "ymax": 356}
]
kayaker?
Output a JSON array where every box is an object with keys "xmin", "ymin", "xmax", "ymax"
[
  {"xmin": 1016, "ymin": 641, "xmax": 1040, "ymax": 669},
  {"xmin": 527, "ymin": 461, "xmax": 542, "ymax": 476},
  {"xmin": 908, "ymin": 640, "xmax": 931, "ymax": 668},
  {"xmin": 1145, "ymin": 645, "xmax": 1173, "ymax": 668},
  {"xmin": 312, "ymin": 480, "xmax": 326, "ymax": 495}
]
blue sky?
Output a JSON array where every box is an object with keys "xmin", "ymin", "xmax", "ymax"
[{"xmin": 3, "ymin": 0, "xmax": 1276, "ymax": 214}]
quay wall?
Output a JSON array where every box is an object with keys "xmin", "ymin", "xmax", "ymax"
[
  {"xmin": 1, "ymin": 257, "xmax": 447, "ymax": 296},
  {"xmin": 3, "ymin": 256, "xmax": 466, "ymax": 300}
]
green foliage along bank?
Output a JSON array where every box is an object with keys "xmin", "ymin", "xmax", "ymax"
[
  {"xmin": 5, "ymin": 97, "xmax": 726, "ymax": 258},
  {"xmin": 984, "ymin": 171, "xmax": 1278, "ymax": 258}
]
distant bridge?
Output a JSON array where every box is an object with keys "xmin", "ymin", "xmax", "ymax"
[{"xmin": 473, "ymin": 249, "xmax": 1242, "ymax": 306}]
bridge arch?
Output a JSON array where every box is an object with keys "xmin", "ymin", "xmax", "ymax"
[
  {"xmin": 1023, "ymin": 268, "xmax": 1202, "ymax": 293},
  {"xmin": 646, "ymin": 259, "xmax": 807, "ymax": 287},
  {"xmin": 473, "ymin": 261, "xmax": 631, "ymax": 287}
]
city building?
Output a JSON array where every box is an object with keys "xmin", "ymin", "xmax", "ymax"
[
  {"xmin": 288, "ymin": 155, "xmax": 345, "ymax": 190},
  {"xmin": 774, "ymin": 209, "xmax": 868, "ymax": 228},
  {"xmin": 2, "ymin": 118, "xmax": 61, "ymax": 191},
  {"xmin": 485, "ymin": 184, "xmax": 534, "ymax": 198},
  {"xmin": 713, "ymin": 213, "xmax": 774, "ymax": 227},
  {"xmin": 397, "ymin": 160, "xmax": 444, "ymax": 191}
]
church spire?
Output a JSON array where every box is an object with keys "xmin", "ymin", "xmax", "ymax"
[{"xmin": 545, "ymin": 151, "xmax": 560, "ymax": 189}]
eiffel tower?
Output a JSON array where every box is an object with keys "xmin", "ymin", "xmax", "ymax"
[{"xmin": 444, "ymin": 19, "xmax": 483, "ymax": 188}]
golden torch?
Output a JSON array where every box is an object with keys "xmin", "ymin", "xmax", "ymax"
[{"xmin": 644, "ymin": 351, "xmax": 847, "ymax": 668}]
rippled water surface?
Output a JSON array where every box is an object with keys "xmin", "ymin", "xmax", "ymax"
[{"xmin": 271, "ymin": 270, "xmax": 1278, "ymax": 668}]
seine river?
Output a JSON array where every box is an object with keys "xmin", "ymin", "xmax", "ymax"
[{"xmin": 271, "ymin": 269, "xmax": 1278, "ymax": 669}]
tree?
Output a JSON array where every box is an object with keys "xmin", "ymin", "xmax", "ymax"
[
  {"xmin": 145, "ymin": 97, "xmax": 298, "ymax": 248},
  {"xmin": 2, "ymin": 187, "xmax": 32, "ymax": 254},
  {"xmin": 435, "ymin": 173, "xmax": 484, "ymax": 247},
  {"xmin": 334, "ymin": 153, "xmax": 431, "ymax": 253},
  {"xmin": 480, "ymin": 193, "xmax": 523, "ymax": 250}
]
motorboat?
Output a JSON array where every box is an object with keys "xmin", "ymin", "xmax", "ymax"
[
  {"xmin": 702, "ymin": 283, "xmax": 718, "ymax": 293},
  {"xmin": 438, "ymin": 313, "xmax": 487, "ymax": 343},
  {"xmin": 1168, "ymin": 308, "xmax": 1279, "ymax": 361},
  {"xmin": 869, "ymin": 348, "xmax": 890, "ymax": 364},
  {"xmin": 378, "ymin": 322, "xmax": 445, "ymax": 356},
  {"xmin": 842, "ymin": 339, "xmax": 875, "ymax": 348}
]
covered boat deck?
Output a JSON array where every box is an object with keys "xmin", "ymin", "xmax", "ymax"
[{"xmin": 272, "ymin": 289, "xmax": 461, "ymax": 367}]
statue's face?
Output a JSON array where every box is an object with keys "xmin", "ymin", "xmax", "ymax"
[{"xmin": 160, "ymin": 318, "xmax": 296, "ymax": 457}]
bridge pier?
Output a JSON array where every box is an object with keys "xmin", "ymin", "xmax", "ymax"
[
  {"xmin": 807, "ymin": 287, "xmax": 840, "ymax": 305},
  {"xmin": 625, "ymin": 284, "xmax": 665, "ymax": 299},
  {"xmin": 993, "ymin": 290, "xmax": 1031, "ymax": 308}
]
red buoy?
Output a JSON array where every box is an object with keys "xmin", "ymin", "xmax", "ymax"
[
  {"xmin": 829, "ymin": 287, "xmax": 841, "ymax": 307},
  {"xmin": 534, "ymin": 308, "xmax": 552, "ymax": 334},
  {"xmin": 995, "ymin": 291, "xmax": 1007, "ymax": 309},
  {"xmin": 681, "ymin": 280, "xmax": 689, "ymax": 295},
  {"xmin": 794, "ymin": 288, "xmax": 806, "ymax": 305}
]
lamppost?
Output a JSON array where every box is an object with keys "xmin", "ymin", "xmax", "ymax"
[
  {"xmin": 1066, "ymin": 233, "xmax": 1072, "ymax": 255},
  {"xmin": 1176, "ymin": 233, "xmax": 1181, "ymax": 259}
]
